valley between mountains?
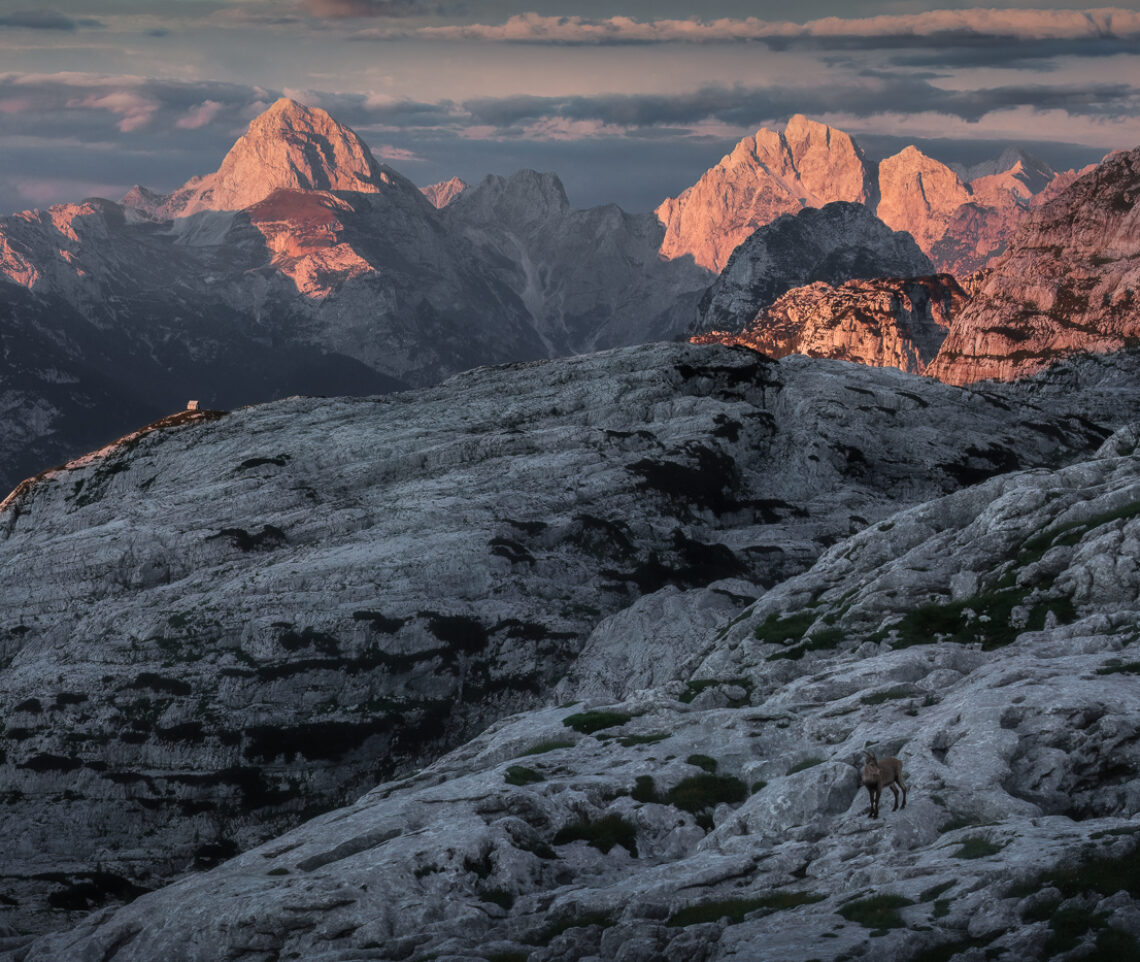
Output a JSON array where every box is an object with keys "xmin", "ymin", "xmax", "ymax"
[{"xmin": 1, "ymin": 97, "xmax": 1140, "ymax": 962}]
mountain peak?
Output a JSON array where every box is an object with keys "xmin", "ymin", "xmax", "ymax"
[
  {"xmin": 161, "ymin": 99, "xmax": 393, "ymax": 218},
  {"xmin": 657, "ymin": 116, "xmax": 875, "ymax": 272}
]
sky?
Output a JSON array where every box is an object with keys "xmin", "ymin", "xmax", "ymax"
[{"xmin": 0, "ymin": 1, "xmax": 1138, "ymax": 214}]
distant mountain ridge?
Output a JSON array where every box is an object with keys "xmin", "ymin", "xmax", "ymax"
[
  {"xmin": 656, "ymin": 114, "xmax": 1077, "ymax": 275},
  {"xmin": 696, "ymin": 144, "xmax": 1139, "ymax": 384},
  {"xmin": 0, "ymin": 98, "xmax": 1131, "ymax": 497},
  {"xmin": 0, "ymin": 99, "xmax": 709, "ymax": 493}
]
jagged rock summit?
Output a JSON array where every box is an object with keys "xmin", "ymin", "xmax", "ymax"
[
  {"xmin": 658, "ymin": 117, "xmax": 1069, "ymax": 276},
  {"xmin": 656, "ymin": 115, "xmax": 875, "ymax": 274},
  {"xmin": 134, "ymin": 98, "xmax": 411, "ymax": 218},
  {"xmin": 420, "ymin": 176, "xmax": 469, "ymax": 209},
  {"xmin": 928, "ymin": 143, "xmax": 1140, "ymax": 385},
  {"xmin": 696, "ymin": 201, "xmax": 934, "ymax": 334}
]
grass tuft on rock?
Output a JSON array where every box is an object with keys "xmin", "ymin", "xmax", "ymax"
[
  {"xmin": 667, "ymin": 891, "xmax": 825, "ymax": 927},
  {"xmin": 664, "ymin": 773, "xmax": 747, "ymax": 829},
  {"xmin": 952, "ymin": 835, "xmax": 1005, "ymax": 859},
  {"xmin": 519, "ymin": 739, "xmax": 575, "ymax": 756},
  {"xmin": 685, "ymin": 753, "xmax": 718, "ymax": 773},
  {"xmin": 786, "ymin": 756, "xmax": 825, "ymax": 775},
  {"xmin": 838, "ymin": 894, "xmax": 914, "ymax": 930},
  {"xmin": 618, "ymin": 732, "xmax": 669, "ymax": 747},
  {"xmin": 562, "ymin": 710, "xmax": 633, "ymax": 734},
  {"xmin": 504, "ymin": 765, "xmax": 545, "ymax": 787},
  {"xmin": 552, "ymin": 813, "xmax": 638, "ymax": 857}
]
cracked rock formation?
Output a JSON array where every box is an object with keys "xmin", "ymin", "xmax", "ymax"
[
  {"xmin": 1, "ymin": 342, "xmax": 1137, "ymax": 937},
  {"xmin": 928, "ymin": 144, "xmax": 1140, "ymax": 385},
  {"xmin": 10, "ymin": 401, "xmax": 1140, "ymax": 962},
  {"xmin": 695, "ymin": 202, "xmax": 934, "ymax": 335},
  {"xmin": 693, "ymin": 274, "xmax": 966, "ymax": 375}
]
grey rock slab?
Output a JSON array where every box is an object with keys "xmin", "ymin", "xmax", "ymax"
[{"xmin": 5, "ymin": 343, "xmax": 1140, "ymax": 939}]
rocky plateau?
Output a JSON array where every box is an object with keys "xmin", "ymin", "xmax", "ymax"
[
  {"xmin": 3, "ymin": 345, "xmax": 1140, "ymax": 961},
  {"xmin": 3, "ymin": 341, "xmax": 1140, "ymax": 944}
]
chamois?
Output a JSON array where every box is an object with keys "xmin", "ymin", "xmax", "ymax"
[{"xmin": 861, "ymin": 752, "xmax": 907, "ymax": 818}]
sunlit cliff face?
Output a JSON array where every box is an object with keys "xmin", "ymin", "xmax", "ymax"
[{"xmin": 693, "ymin": 275, "xmax": 965, "ymax": 376}]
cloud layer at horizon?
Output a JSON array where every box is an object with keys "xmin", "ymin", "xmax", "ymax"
[{"xmin": 0, "ymin": 4, "xmax": 1136, "ymax": 213}]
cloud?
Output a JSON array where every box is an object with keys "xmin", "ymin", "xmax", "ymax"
[
  {"xmin": 375, "ymin": 144, "xmax": 423, "ymax": 161},
  {"xmin": 0, "ymin": 10, "xmax": 102, "ymax": 31},
  {"xmin": 176, "ymin": 100, "xmax": 225, "ymax": 130},
  {"xmin": 452, "ymin": 79, "xmax": 1140, "ymax": 136},
  {"xmin": 70, "ymin": 89, "xmax": 160, "ymax": 132},
  {"xmin": 352, "ymin": 8, "xmax": 1140, "ymax": 47},
  {"xmin": 302, "ymin": 0, "xmax": 421, "ymax": 17}
]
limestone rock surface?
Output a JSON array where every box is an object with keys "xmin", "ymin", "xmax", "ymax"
[
  {"xmin": 12, "ymin": 412, "xmax": 1140, "ymax": 962},
  {"xmin": 1, "ymin": 342, "xmax": 1136, "ymax": 935}
]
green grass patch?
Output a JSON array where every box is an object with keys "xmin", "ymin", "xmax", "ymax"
[
  {"xmin": 753, "ymin": 610, "xmax": 816, "ymax": 646},
  {"xmin": 860, "ymin": 685, "xmax": 913, "ymax": 705},
  {"xmin": 1087, "ymin": 927, "xmax": 1140, "ymax": 961},
  {"xmin": 906, "ymin": 936, "xmax": 996, "ymax": 962},
  {"xmin": 766, "ymin": 627, "xmax": 845, "ymax": 661},
  {"xmin": 552, "ymin": 813, "xmax": 638, "ymax": 857},
  {"xmin": 873, "ymin": 581, "xmax": 1079, "ymax": 651},
  {"xmin": 938, "ymin": 814, "xmax": 987, "ymax": 834},
  {"xmin": 1091, "ymin": 826, "xmax": 1140, "ymax": 840},
  {"xmin": 952, "ymin": 835, "xmax": 1005, "ymax": 859},
  {"xmin": 665, "ymin": 774, "xmax": 747, "ymax": 814},
  {"xmin": 1013, "ymin": 840, "xmax": 1140, "ymax": 901},
  {"xmin": 519, "ymin": 739, "xmax": 575, "ymax": 756},
  {"xmin": 1022, "ymin": 500, "xmax": 1140, "ymax": 557},
  {"xmin": 837, "ymin": 894, "xmax": 914, "ymax": 930},
  {"xmin": 562, "ymin": 710, "xmax": 633, "ymax": 734},
  {"xmin": 504, "ymin": 765, "xmax": 545, "ymax": 787},
  {"xmin": 686, "ymin": 754, "xmax": 718, "ymax": 773},
  {"xmin": 751, "ymin": 780, "xmax": 767, "ymax": 794},
  {"xmin": 667, "ymin": 891, "xmax": 825, "ymax": 927},
  {"xmin": 1044, "ymin": 905, "xmax": 1110, "ymax": 956},
  {"xmin": 918, "ymin": 881, "xmax": 954, "ymax": 903},
  {"xmin": 618, "ymin": 732, "xmax": 669, "ymax": 747},
  {"xmin": 679, "ymin": 677, "xmax": 753, "ymax": 705},
  {"xmin": 786, "ymin": 756, "xmax": 825, "ymax": 775},
  {"xmin": 631, "ymin": 775, "xmax": 658, "ymax": 803}
]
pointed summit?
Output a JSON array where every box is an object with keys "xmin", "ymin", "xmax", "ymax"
[
  {"xmin": 656, "ymin": 115, "xmax": 875, "ymax": 272},
  {"xmin": 161, "ymin": 98, "xmax": 398, "ymax": 217}
]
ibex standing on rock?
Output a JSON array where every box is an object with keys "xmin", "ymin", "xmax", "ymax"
[{"xmin": 861, "ymin": 752, "xmax": 907, "ymax": 819}]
